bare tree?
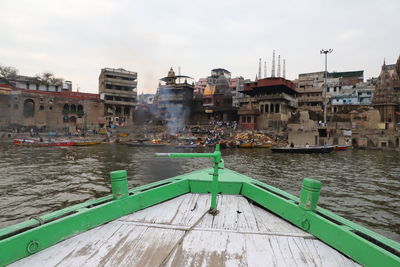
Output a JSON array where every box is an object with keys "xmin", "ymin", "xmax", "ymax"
[
  {"xmin": 0, "ymin": 65, "xmax": 18, "ymax": 79},
  {"xmin": 35, "ymin": 72, "xmax": 64, "ymax": 85}
]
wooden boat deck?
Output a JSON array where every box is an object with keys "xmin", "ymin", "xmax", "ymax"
[{"xmin": 11, "ymin": 194, "xmax": 360, "ymax": 267}]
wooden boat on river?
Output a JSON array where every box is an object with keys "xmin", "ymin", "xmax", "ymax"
[
  {"xmin": 73, "ymin": 141, "xmax": 101, "ymax": 146},
  {"xmin": 271, "ymin": 145, "xmax": 335, "ymax": 154},
  {"xmin": 254, "ymin": 143, "xmax": 273, "ymax": 148},
  {"xmin": 0, "ymin": 145, "xmax": 398, "ymax": 266},
  {"xmin": 335, "ymin": 144, "xmax": 353, "ymax": 151},
  {"xmin": 238, "ymin": 142, "xmax": 254, "ymax": 148},
  {"xmin": 13, "ymin": 139, "xmax": 75, "ymax": 147}
]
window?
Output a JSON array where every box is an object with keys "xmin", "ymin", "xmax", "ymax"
[
  {"xmin": 39, "ymin": 105, "xmax": 44, "ymax": 111},
  {"xmin": 275, "ymin": 104, "xmax": 280, "ymax": 113},
  {"xmin": 23, "ymin": 99, "xmax": 35, "ymax": 117}
]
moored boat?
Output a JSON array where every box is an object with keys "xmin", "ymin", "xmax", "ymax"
[
  {"xmin": 254, "ymin": 143, "xmax": 273, "ymax": 148},
  {"xmin": 238, "ymin": 142, "xmax": 254, "ymax": 148},
  {"xmin": 335, "ymin": 144, "xmax": 353, "ymax": 150},
  {"xmin": 271, "ymin": 145, "xmax": 335, "ymax": 153},
  {"xmin": 13, "ymin": 139, "xmax": 75, "ymax": 147},
  {"xmin": 73, "ymin": 141, "xmax": 101, "ymax": 146},
  {"xmin": 0, "ymin": 145, "xmax": 398, "ymax": 266}
]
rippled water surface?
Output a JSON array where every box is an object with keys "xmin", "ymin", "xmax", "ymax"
[{"xmin": 0, "ymin": 143, "xmax": 399, "ymax": 241}]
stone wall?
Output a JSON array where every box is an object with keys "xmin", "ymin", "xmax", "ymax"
[{"xmin": 0, "ymin": 89, "xmax": 104, "ymax": 131}]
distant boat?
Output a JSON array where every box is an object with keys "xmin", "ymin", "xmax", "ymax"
[
  {"xmin": 125, "ymin": 142, "xmax": 166, "ymax": 147},
  {"xmin": 238, "ymin": 142, "xmax": 254, "ymax": 148},
  {"xmin": 73, "ymin": 141, "xmax": 101, "ymax": 146},
  {"xmin": 335, "ymin": 144, "xmax": 352, "ymax": 151},
  {"xmin": 271, "ymin": 145, "xmax": 335, "ymax": 154},
  {"xmin": 254, "ymin": 143, "xmax": 273, "ymax": 148},
  {"xmin": 13, "ymin": 139, "xmax": 75, "ymax": 147}
]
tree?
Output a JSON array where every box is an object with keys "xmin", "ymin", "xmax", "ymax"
[
  {"xmin": 0, "ymin": 65, "xmax": 18, "ymax": 79},
  {"xmin": 35, "ymin": 72, "xmax": 64, "ymax": 85}
]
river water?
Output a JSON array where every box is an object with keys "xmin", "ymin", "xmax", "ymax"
[{"xmin": 0, "ymin": 143, "xmax": 399, "ymax": 242}]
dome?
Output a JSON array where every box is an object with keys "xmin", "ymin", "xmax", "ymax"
[
  {"xmin": 203, "ymin": 84, "xmax": 215, "ymax": 96},
  {"xmin": 167, "ymin": 67, "xmax": 175, "ymax": 77},
  {"xmin": 214, "ymin": 75, "xmax": 230, "ymax": 95}
]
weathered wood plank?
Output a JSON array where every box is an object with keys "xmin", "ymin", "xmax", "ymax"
[{"xmin": 10, "ymin": 193, "xmax": 360, "ymax": 267}]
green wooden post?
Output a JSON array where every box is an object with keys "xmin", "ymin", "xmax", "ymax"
[
  {"xmin": 110, "ymin": 170, "xmax": 129, "ymax": 200},
  {"xmin": 299, "ymin": 178, "xmax": 322, "ymax": 211},
  {"xmin": 210, "ymin": 144, "xmax": 221, "ymax": 212}
]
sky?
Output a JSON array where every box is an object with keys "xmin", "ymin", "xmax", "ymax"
[{"xmin": 0, "ymin": 0, "xmax": 399, "ymax": 94}]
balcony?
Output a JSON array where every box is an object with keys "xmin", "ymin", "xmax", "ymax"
[
  {"xmin": 254, "ymin": 93, "xmax": 296, "ymax": 102},
  {"xmin": 157, "ymin": 95, "xmax": 185, "ymax": 102},
  {"xmin": 104, "ymin": 99, "xmax": 136, "ymax": 106},
  {"xmin": 104, "ymin": 89, "xmax": 137, "ymax": 97},
  {"xmin": 104, "ymin": 78, "xmax": 137, "ymax": 87}
]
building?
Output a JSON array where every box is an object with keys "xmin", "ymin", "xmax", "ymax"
[
  {"xmin": 154, "ymin": 68, "xmax": 194, "ymax": 132},
  {"xmin": 294, "ymin": 71, "xmax": 324, "ymax": 112},
  {"xmin": 194, "ymin": 78, "xmax": 207, "ymax": 95},
  {"xmin": 208, "ymin": 68, "xmax": 231, "ymax": 84},
  {"xmin": 372, "ymin": 57, "xmax": 400, "ymax": 123},
  {"xmin": 239, "ymin": 77, "xmax": 298, "ymax": 129},
  {"xmin": 138, "ymin": 93, "xmax": 155, "ymax": 105},
  {"xmin": 330, "ymin": 81, "xmax": 375, "ymax": 113},
  {"xmin": 98, "ymin": 68, "xmax": 138, "ymax": 127},
  {"xmin": 295, "ymin": 70, "xmax": 364, "ymax": 112},
  {"xmin": 0, "ymin": 83, "xmax": 103, "ymax": 132},
  {"xmin": 191, "ymin": 69, "xmax": 238, "ymax": 124},
  {"xmin": 6, "ymin": 74, "xmax": 71, "ymax": 93},
  {"xmin": 229, "ymin": 77, "xmax": 249, "ymax": 108}
]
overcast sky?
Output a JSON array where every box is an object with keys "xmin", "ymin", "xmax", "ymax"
[{"xmin": 1, "ymin": 0, "xmax": 399, "ymax": 94}]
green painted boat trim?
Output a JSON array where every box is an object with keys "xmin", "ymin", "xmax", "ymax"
[{"xmin": 0, "ymin": 148, "xmax": 399, "ymax": 267}]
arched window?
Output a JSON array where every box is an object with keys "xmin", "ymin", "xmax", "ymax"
[
  {"xmin": 77, "ymin": 104, "xmax": 84, "ymax": 116},
  {"xmin": 69, "ymin": 116, "xmax": 77, "ymax": 124},
  {"xmin": 70, "ymin": 104, "xmax": 77, "ymax": 113},
  {"xmin": 63, "ymin": 104, "xmax": 70, "ymax": 114},
  {"xmin": 23, "ymin": 99, "xmax": 35, "ymax": 117}
]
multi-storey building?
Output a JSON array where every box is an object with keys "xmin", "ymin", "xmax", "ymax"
[
  {"xmin": 330, "ymin": 82, "xmax": 375, "ymax": 113},
  {"xmin": 155, "ymin": 68, "xmax": 194, "ymax": 131},
  {"xmin": 239, "ymin": 77, "xmax": 298, "ymax": 129},
  {"xmin": 98, "ymin": 68, "xmax": 137, "ymax": 127},
  {"xmin": 295, "ymin": 70, "xmax": 364, "ymax": 112}
]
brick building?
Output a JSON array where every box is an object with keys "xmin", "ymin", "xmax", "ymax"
[{"xmin": 0, "ymin": 82, "xmax": 103, "ymax": 132}]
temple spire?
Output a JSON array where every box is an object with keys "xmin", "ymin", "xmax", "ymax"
[
  {"xmin": 264, "ymin": 61, "xmax": 267, "ymax": 78},
  {"xmin": 277, "ymin": 55, "xmax": 281, "ymax": 77},
  {"xmin": 271, "ymin": 50, "xmax": 276, "ymax": 77},
  {"xmin": 258, "ymin": 58, "xmax": 262, "ymax": 81},
  {"xmin": 283, "ymin": 59, "xmax": 286, "ymax": 79}
]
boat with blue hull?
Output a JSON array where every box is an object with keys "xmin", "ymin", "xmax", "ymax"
[{"xmin": 0, "ymin": 145, "xmax": 398, "ymax": 266}]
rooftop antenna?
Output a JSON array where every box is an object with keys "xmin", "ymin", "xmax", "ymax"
[
  {"xmin": 264, "ymin": 61, "xmax": 267, "ymax": 78},
  {"xmin": 271, "ymin": 50, "xmax": 276, "ymax": 77},
  {"xmin": 277, "ymin": 55, "xmax": 281, "ymax": 77},
  {"xmin": 258, "ymin": 58, "xmax": 262, "ymax": 81},
  {"xmin": 283, "ymin": 59, "xmax": 286, "ymax": 79}
]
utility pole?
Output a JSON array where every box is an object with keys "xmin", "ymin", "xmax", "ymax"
[{"xmin": 320, "ymin": 49, "xmax": 333, "ymax": 126}]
